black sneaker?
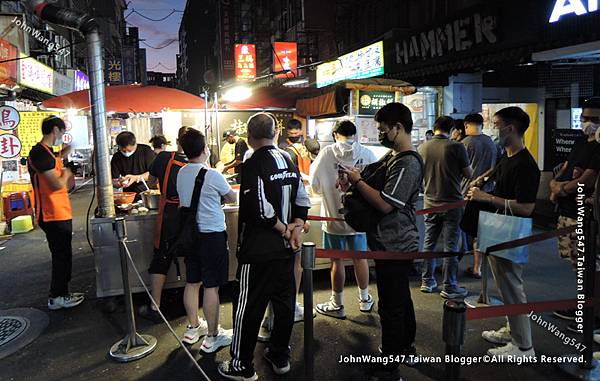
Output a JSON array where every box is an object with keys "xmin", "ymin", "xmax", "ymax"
[
  {"xmin": 263, "ymin": 347, "xmax": 291, "ymax": 375},
  {"xmin": 378, "ymin": 345, "xmax": 418, "ymax": 367},
  {"xmin": 138, "ymin": 305, "xmax": 163, "ymax": 324},
  {"xmin": 217, "ymin": 361, "xmax": 258, "ymax": 381},
  {"xmin": 553, "ymin": 309, "xmax": 576, "ymax": 321}
]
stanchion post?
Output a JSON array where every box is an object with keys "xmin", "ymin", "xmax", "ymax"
[
  {"xmin": 302, "ymin": 242, "xmax": 316, "ymax": 381},
  {"xmin": 442, "ymin": 300, "xmax": 466, "ymax": 381},
  {"xmin": 109, "ymin": 217, "xmax": 157, "ymax": 362}
]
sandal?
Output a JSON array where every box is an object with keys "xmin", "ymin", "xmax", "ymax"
[{"xmin": 465, "ymin": 267, "xmax": 482, "ymax": 279}]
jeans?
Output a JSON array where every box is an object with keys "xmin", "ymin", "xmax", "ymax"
[
  {"xmin": 421, "ymin": 207, "xmax": 463, "ymax": 290},
  {"xmin": 39, "ymin": 218, "xmax": 73, "ymax": 298}
]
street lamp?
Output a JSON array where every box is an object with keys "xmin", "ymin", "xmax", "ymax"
[{"xmin": 222, "ymin": 85, "xmax": 252, "ymax": 102}]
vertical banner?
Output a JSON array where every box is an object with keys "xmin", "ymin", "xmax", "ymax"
[
  {"xmin": 219, "ymin": 0, "xmax": 234, "ymax": 80},
  {"xmin": 273, "ymin": 42, "xmax": 297, "ymax": 79},
  {"xmin": 106, "ymin": 59, "xmax": 123, "ymax": 84},
  {"xmin": 235, "ymin": 44, "xmax": 256, "ymax": 81}
]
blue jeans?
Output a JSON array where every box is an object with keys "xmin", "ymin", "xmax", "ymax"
[{"xmin": 421, "ymin": 207, "xmax": 463, "ymax": 290}]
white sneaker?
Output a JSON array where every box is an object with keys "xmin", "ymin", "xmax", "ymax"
[
  {"xmin": 200, "ymin": 328, "xmax": 233, "ymax": 354},
  {"xmin": 487, "ymin": 342, "xmax": 535, "ymax": 361},
  {"xmin": 182, "ymin": 317, "xmax": 209, "ymax": 345},
  {"xmin": 359, "ymin": 294, "xmax": 374, "ymax": 313},
  {"xmin": 48, "ymin": 293, "xmax": 84, "ymax": 310},
  {"xmin": 316, "ymin": 298, "xmax": 346, "ymax": 319},
  {"xmin": 482, "ymin": 326, "xmax": 512, "ymax": 345},
  {"xmin": 294, "ymin": 303, "xmax": 316, "ymax": 323},
  {"xmin": 258, "ymin": 315, "xmax": 272, "ymax": 342}
]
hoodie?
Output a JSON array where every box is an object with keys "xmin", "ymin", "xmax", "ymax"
[{"xmin": 310, "ymin": 141, "xmax": 378, "ymax": 235}]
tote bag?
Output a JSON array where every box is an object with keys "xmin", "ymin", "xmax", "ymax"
[{"xmin": 477, "ymin": 210, "xmax": 532, "ymax": 264}]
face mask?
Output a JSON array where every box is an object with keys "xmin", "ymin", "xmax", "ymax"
[
  {"xmin": 344, "ymin": 139, "xmax": 354, "ymax": 145},
  {"xmin": 288, "ymin": 136, "xmax": 302, "ymax": 144},
  {"xmin": 596, "ymin": 127, "xmax": 600, "ymax": 144},
  {"xmin": 122, "ymin": 149, "xmax": 135, "ymax": 158},
  {"xmin": 582, "ymin": 121, "xmax": 600, "ymax": 137},
  {"xmin": 54, "ymin": 136, "xmax": 63, "ymax": 146},
  {"xmin": 378, "ymin": 130, "xmax": 395, "ymax": 148}
]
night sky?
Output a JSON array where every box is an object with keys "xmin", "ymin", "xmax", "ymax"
[{"xmin": 125, "ymin": 0, "xmax": 186, "ymax": 73}]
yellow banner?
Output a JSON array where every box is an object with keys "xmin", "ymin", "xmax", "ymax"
[{"xmin": 16, "ymin": 111, "xmax": 59, "ymax": 156}]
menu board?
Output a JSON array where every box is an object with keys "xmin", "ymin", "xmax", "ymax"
[
  {"xmin": 16, "ymin": 111, "xmax": 57, "ymax": 156},
  {"xmin": 355, "ymin": 116, "xmax": 380, "ymax": 144}
]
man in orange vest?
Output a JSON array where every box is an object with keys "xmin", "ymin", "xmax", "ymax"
[
  {"xmin": 280, "ymin": 119, "xmax": 311, "ymax": 177},
  {"xmin": 28, "ymin": 116, "xmax": 83, "ymax": 310}
]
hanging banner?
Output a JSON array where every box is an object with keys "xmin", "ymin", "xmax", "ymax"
[
  {"xmin": 316, "ymin": 41, "xmax": 384, "ymax": 88},
  {"xmin": 273, "ymin": 42, "xmax": 298, "ymax": 79},
  {"xmin": 235, "ymin": 44, "xmax": 256, "ymax": 81},
  {"xmin": 18, "ymin": 54, "xmax": 54, "ymax": 94}
]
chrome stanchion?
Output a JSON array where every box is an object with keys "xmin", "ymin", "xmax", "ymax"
[
  {"xmin": 109, "ymin": 217, "xmax": 157, "ymax": 362},
  {"xmin": 302, "ymin": 242, "xmax": 316, "ymax": 381},
  {"xmin": 465, "ymin": 249, "xmax": 502, "ymax": 308},
  {"xmin": 443, "ymin": 300, "xmax": 466, "ymax": 381}
]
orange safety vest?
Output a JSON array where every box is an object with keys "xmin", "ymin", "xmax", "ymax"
[
  {"xmin": 153, "ymin": 152, "xmax": 186, "ymax": 250},
  {"xmin": 286, "ymin": 139, "xmax": 311, "ymax": 176},
  {"xmin": 29, "ymin": 143, "xmax": 72, "ymax": 224}
]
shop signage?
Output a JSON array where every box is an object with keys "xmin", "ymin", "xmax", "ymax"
[
  {"xmin": 394, "ymin": 12, "xmax": 497, "ymax": 66},
  {"xmin": 0, "ymin": 133, "xmax": 21, "ymax": 158},
  {"xmin": 235, "ymin": 44, "xmax": 256, "ymax": 81},
  {"xmin": 316, "ymin": 41, "xmax": 384, "ymax": 88},
  {"xmin": 74, "ymin": 70, "xmax": 90, "ymax": 91},
  {"xmin": 18, "ymin": 54, "xmax": 54, "ymax": 94},
  {"xmin": 0, "ymin": 38, "xmax": 18, "ymax": 85},
  {"xmin": 549, "ymin": 0, "xmax": 598, "ymax": 23},
  {"xmin": 358, "ymin": 91, "xmax": 395, "ymax": 115},
  {"xmin": 0, "ymin": 105, "xmax": 20, "ymax": 130},
  {"xmin": 554, "ymin": 129, "xmax": 584, "ymax": 162},
  {"xmin": 17, "ymin": 111, "xmax": 56, "ymax": 155},
  {"xmin": 53, "ymin": 71, "xmax": 73, "ymax": 96},
  {"xmin": 220, "ymin": 0, "xmax": 235, "ymax": 79},
  {"xmin": 106, "ymin": 59, "xmax": 123, "ymax": 84},
  {"xmin": 273, "ymin": 42, "xmax": 298, "ymax": 79}
]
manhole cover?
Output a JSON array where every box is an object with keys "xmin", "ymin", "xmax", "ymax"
[{"xmin": 0, "ymin": 316, "xmax": 28, "ymax": 347}]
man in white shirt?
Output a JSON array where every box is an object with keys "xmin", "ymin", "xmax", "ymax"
[{"xmin": 176, "ymin": 128, "xmax": 237, "ymax": 354}]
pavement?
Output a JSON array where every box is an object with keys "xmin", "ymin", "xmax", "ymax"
[{"xmin": 0, "ymin": 184, "xmax": 592, "ymax": 381}]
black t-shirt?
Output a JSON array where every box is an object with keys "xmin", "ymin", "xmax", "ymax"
[
  {"xmin": 234, "ymin": 139, "xmax": 249, "ymax": 174},
  {"xmin": 556, "ymin": 140, "xmax": 600, "ymax": 218},
  {"xmin": 492, "ymin": 148, "xmax": 540, "ymax": 213},
  {"xmin": 111, "ymin": 144, "xmax": 156, "ymax": 194},
  {"xmin": 148, "ymin": 151, "xmax": 187, "ymax": 200},
  {"xmin": 28, "ymin": 143, "xmax": 57, "ymax": 175}
]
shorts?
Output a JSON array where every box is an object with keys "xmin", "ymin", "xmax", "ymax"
[
  {"xmin": 557, "ymin": 215, "xmax": 578, "ymax": 267},
  {"xmin": 185, "ymin": 231, "xmax": 229, "ymax": 287},
  {"xmin": 148, "ymin": 246, "xmax": 176, "ymax": 275},
  {"xmin": 323, "ymin": 232, "xmax": 368, "ymax": 251}
]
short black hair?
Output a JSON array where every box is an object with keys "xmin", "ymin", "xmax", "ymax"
[
  {"xmin": 374, "ymin": 102, "xmax": 413, "ymax": 133},
  {"xmin": 286, "ymin": 118, "xmax": 302, "ymax": 131},
  {"xmin": 248, "ymin": 113, "xmax": 276, "ymax": 140},
  {"xmin": 464, "ymin": 113, "xmax": 484, "ymax": 125},
  {"xmin": 425, "ymin": 130, "xmax": 434, "ymax": 136},
  {"xmin": 178, "ymin": 126, "xmax": 193, "ymax": 139},
  {"xmin": 583, "ymin": 97, "xmax": 600, "ymax": 110},
  {"xmin": 494, "ymin": 106, "xmax": 530, "ymax": 136},
  {"xmin": 149, "ymin": 135, "xmax": 168, "ymax": 149},
  {"xmin": 41, "ymin": 116, "xmax": 66, "ymax": 135},
  {"xmin": 304, "ymin": 138, "xmax": 320, "ymax": 155},
  {"xmin": 179, "ymin": 128, "xmax": 206, "ymax": 159},
  {"xmin": 434, "ymin": 116, "xmax": 455, "ymax": 134},
  {"xmin": 453, "ymin": 119, "xmax": 466, "ymax": 137},
  {"xmin": 116, "ymin": 131, "xmax": 136, "ymax": 148},
  {"xmin": 333, "ymin": 120, "xmax": 357, "ymax": 137}
]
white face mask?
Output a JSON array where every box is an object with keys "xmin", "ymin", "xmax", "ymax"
[
  {"xmin": 596, "ymin": 127, "xmax": 600, "ymax": 143},
  {"xmin": 54, "ymin": 136, "xmax": 63, "ymax": 146},
  {"xmin": 122, "ymin": 149, "xmax": 135, "ymax": 158},
  {"xmin": 582, "ymin": 121, "xmax": 600, "ymax": 137}
]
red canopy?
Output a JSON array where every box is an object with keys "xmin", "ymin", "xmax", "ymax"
[
  {"xmin": 221, "ymin": 86, "xmax": 313, "ymax": 110},
  {"xmin": 41, "ymin": 84, "xmax": 207, "ymax": 112}
]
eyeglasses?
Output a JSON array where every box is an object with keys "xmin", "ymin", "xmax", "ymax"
[{"xmin": 580, "ymin": 116, "xmax": 600, "ymax": 124}]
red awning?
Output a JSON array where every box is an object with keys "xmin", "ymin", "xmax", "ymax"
[
  {"xmin": 221, "ymin": 86, "xmax": 313, "ymax": 110},
  {"xmin": 41, "ymin": 84, "xmax": 207, "ymax": 112}
]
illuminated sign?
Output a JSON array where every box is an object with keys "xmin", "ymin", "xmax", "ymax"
[
  {"xmin": 273, "ymin": 42, "xmax": 297, "ymax": 79},
  {"xmin": 18, "ymin": 54, "xmax": 53, "ymax": 93},
  {"xmin": 74, "ymin": 70, "xmax": 89, "ymax": 91},
  {"xmin": 106, "ymin": 59, "xmax": 123, "ymax": 84},
  {"xmin": 0, "ymin": 38, "xmax": 18, "ymax": 85},
  {"xmin": 549, "ymin": 0, "xmax": 598, "ymax": 23},
  {"xmin": 235, "ymin": 44, "xmax": 256, "ymax": 81},
  {"xmin": 316, "ymin": 41, "xmax": 384, "ymax": 88}
]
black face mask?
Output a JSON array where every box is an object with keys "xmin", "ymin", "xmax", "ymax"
[
  {"xmin": 378, "ymin": 130, "xmax": 395, "ymax": 148},
  {"xmin": 288, "ymin": 136, "xmax": 302, "ymax": 144}
]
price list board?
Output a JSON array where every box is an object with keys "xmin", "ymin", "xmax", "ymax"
[{"xmin": 16, "ymin": 112, "xmax": 58, "ymax": 157}]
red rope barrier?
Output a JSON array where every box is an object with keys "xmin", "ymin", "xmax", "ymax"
[
  {"xmin": 466, "ymin": 297, "xmax": 600, "ymax": 321},
  {"xmin": 316, "ymin": 248, "xmax": 468, "ymax": 261}
]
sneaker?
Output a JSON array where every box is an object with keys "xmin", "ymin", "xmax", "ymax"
[
  {"xmin": 315, "ymin": 298, "xmax": 346, "ymax": 319},
  {"xmin": 359, "ymin": 294, "xmax": 374, "ymax": 313},
  {"xmin": 440, "ymin": 287, "xmax": 469, "ymax": 299},
  {"xmin": 482, "ymin": 326, "xmax": 512, "ymax": 344},
  {"xmin": 294, "ymin": 302, "xmax": 316, "ymax": 323},
  {"xmin": 138, "ymin": 305, "xmax": 163, "ymax": 324},
  {"xmin": 567, "ymin": 323, "xmax": 583, "ymax": 334},
  {"xmin": 378, "ymin": 345, "xmax": 418, "ymax": 367},
  {"xmin": 48, "ymin": 293, "xmax": 84, "ymax": 310},
  {"xmin": 487, "ymin": 342, "xmax": 535, "ymax": 361},
  {"xmin": 200, "ymin": 328, "xmax": 233, "ymax": 354},
  {"xmin": 420, "ymin": 281, "xmax": 437, "ymax": 293},
  {"xmin": 263, "ymin": 347, "xmax": 291, "ymax": 375},
  {"xmin": 218, "ymin": 361, "xmax": 258, "ymax": 381},
  {"xmin": 182, "ymin": 317, "xmax": 209, "ymax": 345},
  {"xmin": 553, "ymin": 309, "xmax": 577, "ymax": 320},
  {"xmin": 258, "ymin": 315, "xmax": 272, "ymax": 342}
]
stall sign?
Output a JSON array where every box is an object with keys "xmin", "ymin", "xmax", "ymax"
[
  {"xmin": 220, "ymin": 0, "xmax": 235, "ymax": 79},
  {"xmin": 0, "ymin": 38, "xmax": 18, "ymax": 85},
  {"xmin": 0, "ymin": 105, "xmax": 20, "ymax": 130},
  {"xmin": 358, "ymin": 91, "xmax": 395, "ymax": 115},
  {"xmin": 554, "ymin": 129, "xmax": 584, "ymax": 159},
  {"xmin": 235, "ymin": 44, "xmax": 256, "ymax": 81},
  {"xmin": 273, "ymin": 42, "xmax": 297, "ymax": 79},
  {"xmin": 316, "ymin": 41, "xmax": 384, "ymax": 88},
  {"xmin": 18, "ymin": 54, "xmax": 54, "ymax": 94},
  {"xmin": 355, "ymin": 116, "xmax": 380, "ymax": 144},
  {"xmin": 74, "ymin": 70, "xmax": 90, "ymax": 91},
  {"xmin": 549, "ymin": 0, "xmax": 598, "ymax": 23},
  {"xmin": 16, "ymin": 111, "xmax": 56, "ymax": 156},
  {"xmin": 0, "ymin": 133, "xmax": 21, "ymax": 158},
  {"xmin": 64, "ymin": 115, "xmax": 90, "ymax": 149},
  {"xmin": 106, "ymin": 59, "xmax": 123, "ymax": 84},
  {"xmin": 53, "ymin": 71, "xmax": 73, "ymax": 96}
]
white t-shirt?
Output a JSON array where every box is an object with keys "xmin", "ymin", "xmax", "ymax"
[{"xmin": 177, "ymin": 163, "xmax": 232, "ymax": 233}]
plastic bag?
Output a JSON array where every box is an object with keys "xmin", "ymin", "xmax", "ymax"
[{"xmin": 477, "ymin": 210, "xmax": 532, "ymax": 264}]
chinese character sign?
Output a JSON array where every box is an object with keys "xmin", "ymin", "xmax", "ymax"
[
  {"xmin": 18, "ymin": 54, "xmax": 54, "ymax": 93},
  {"xmin": 316, "ymin": 41, "xmax": 384, "ymax": 88},
  {"xmin": 273, "ymin": 42, "xmax": 297, "ymax": 79},
  {"xmin": 0, "ymin": 105, "xmax": 20, "ymax": 130},
  {"xmin": 106, "ymin": 59, "xmax": 123, "ymax": 84},
  {"xmin": 16, "ymin": 112, "xmax": 57, "ymax": 156},
  {"xmin": 358, "ymin": 91, "xmax": 395, "ymax": 115},
  {"xmin": 0, "ymin": 133, "xmax": 21, "ymax": 159},
  {"xmin": 235, "ymin": 44, "xmax": 256, "ymax": 81}
]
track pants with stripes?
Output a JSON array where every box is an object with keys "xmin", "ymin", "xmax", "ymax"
[{"xmin": 230, "ymin": 256, "xmax": 295, "ymax": 371}]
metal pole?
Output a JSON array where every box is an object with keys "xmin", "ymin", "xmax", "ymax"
[
  {"xmin": 302, "ymin": 242, "xmax": 316, "ymax": 381},
  {"xmin": 465, "ymin": 249, "xmax": 501, "ymax": 308},
  {"xmin": 442, "ymin": 300, "xmax": 466, "ymax": 381},
  {"xmin": 109, "ymin": 218, "xmax": 157, "ymax": 362},
  {"xmin": 214, "ymin": 92, "xmax": 221, "ymax": 156}
]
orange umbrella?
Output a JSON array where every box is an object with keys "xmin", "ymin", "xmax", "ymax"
[{"xmin": 41, "ymin": 84, "xmax": 207, "ymax": 112}]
